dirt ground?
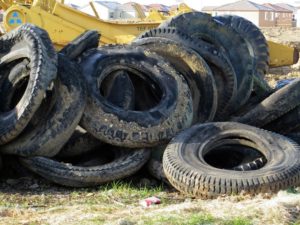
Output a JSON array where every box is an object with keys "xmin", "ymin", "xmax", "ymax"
[{"xmin": 1, "ymin": 28, "xmax": 300, "ymax": 225}]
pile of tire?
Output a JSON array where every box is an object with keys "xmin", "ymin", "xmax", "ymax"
[{"xmin": 0, "ymin": 12, "xmax": 300, "ymax": 199}]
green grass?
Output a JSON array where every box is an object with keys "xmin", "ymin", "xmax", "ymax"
[{"xmin": 135, "ymin": 213, "xmax": 252, "ymax": 225}]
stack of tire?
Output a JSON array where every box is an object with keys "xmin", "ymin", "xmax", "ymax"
[{"xmin": 0, "ymin": 12, "xmax": 299, "ymax": 199}]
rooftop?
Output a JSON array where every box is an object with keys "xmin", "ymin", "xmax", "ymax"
[{"xmin": 214, "ymin": 0, "xmax": 273, "ymax": 11}]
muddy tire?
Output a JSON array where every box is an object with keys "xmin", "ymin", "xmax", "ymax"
[
  {"xmin": 56, "ymin": 131, "xmax": 103, "ymax": 158},
  {"xmin": 163, "ymin": 122, "xmax": 300, "ymax": 198},
  {"xmin": 159, "ymin": 12, "xmax": 254, "ymax": 111},
  {"xmin": 234, "ymin": 79, "xmax": 300, "ymax": 127},
  {"xmin": 133, "ymin": 37, "xmax": 217, "ymax": 123},
  {"xmin": 214, "ymin": 15, "xmax": 272, "ymax": 97},
  {"xmin": 147, "ymin": 146, "xmax": 169, "ymax": 184},
  {"xmin": 59, "ymin": 30, "xmax": 100, "ymax": 60},
  {"xmin": 20, "ymin": 148, "xmax": 151, "ymax": 187},
  {"xmin": 263, "ymin": 105, "xmax": 300, "ymax": 134},
  {"xmin": 137, "ymin": 27, "xmax": 237, "ymax": 119},
  {"xmin": 214, "ymin": 15, "xmax": 269, "ymax": 75},
  {"xmin": 79, "ymin": 46, "xmax": 193, "ymax": 148},
  {"xmin": 0, "ymin": 24, "xmax": 57, "ymax": 145},
  {"xmin": 0, "ymin": 55, "xmax": 86, "ymax": 157},
  {"xmin": 101, "ymin": 70, "xmax": 135, "ymax": 110}
]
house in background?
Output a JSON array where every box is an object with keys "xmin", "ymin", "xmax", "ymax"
[
  {"xmin": 115, "ymin": 2, "xmax": 140, "ymax": 19},
  {"xmin": 263, "ymin": 3, "xmax": 293, "ymax": 27},
  {"xmin": 147, "ymin": 4, "xmax": 170, "ymax": 15},
  {"xmin": 275, "ymin": 3, "xmax": 299, "ymax": 27},
  {"xmin": 202, "ymin": 0, "xmax": 275, "ymax": 27},
  {"xmin": 79, "ymin": 1, "xmax": 120, "ymax": 20},
  {"xmin": 201, "ymin": 6, "xmax": 216, "ymax": 15}
]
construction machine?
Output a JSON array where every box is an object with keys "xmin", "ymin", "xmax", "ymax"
[{"xmin": 1, "ymin": 0, "xmax": 298, "ymax": 67}]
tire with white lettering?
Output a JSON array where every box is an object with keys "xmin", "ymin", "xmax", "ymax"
[
  {"xmin": 20, "ymin": 147, "xmax": 151, "ymax": 187},
  {"xmin": 133, "ymin": 37, "xmax": 217, "ymax": 123},
  {"xmin": 0, "ymin": 24, "xmax": 57, "ymax": 145},
  {"xmin": 163, "ymin": 122, "xmax": 300, "ymax": 198},
  {"xmin": 0, "ymin": 55, "xmax": 86, "ymax": 157},
  {"xmin": 79, "ymin": 46, "xmax": 193, "ymax": 148}
]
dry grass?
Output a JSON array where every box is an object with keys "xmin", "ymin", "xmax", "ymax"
[{"xmin": 0, "ymin": 177, "xmax": 300, "ymax": 225}]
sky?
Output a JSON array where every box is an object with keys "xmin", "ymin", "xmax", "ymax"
[{"xmin": 65, "ymin": 0, "xmax": 300, "ymax": 10}]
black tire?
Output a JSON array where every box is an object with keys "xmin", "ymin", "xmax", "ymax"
[
  {"xmin": 263, "ymin": 105, "xmax": 300, "ymax": 134},
  {"xmin": 0, "ymin": 24, "xmax": 57, "ymax": 145},
  {"xmin": 59, "ymin": 30, "xmax": 100, "ymax": 60},
  {"xmin": 20, "ymin": 147, "xmax": 151, "ymax": 187},
  {"xmin": 159, "ymin": 12, "xmax": 254, "ymax": 111},
  {"xmin": 132, "ymin": 37, "xmax": 217, "ymax": 123},
  {"xmin": 0, "ymin": 59, "xmax": 30, "ymax": 112},
  {"xmin": 79, "ymin": 46, "xmax": 193, "ymax": 148},
  {"xmin": 146, "ymin": 146, "xmax": 169, "ymax": 184},
  {"xmin": 137, "ymin": 28, "xmax": 237, "ymax": 119},
  {"xmin": 214, "ymin": 15, "xmax": 269, "ymax": 75},
  {"xmin": 163, "ymin": 122, "xmax": 300, "ymax": 198},
  {"xmin": 0, "ymin": 55, "xmax": 86, "ymax": 157},
  {"xmin": 101, "ymin": 70, "xmax": 135, "ymax": 110},
  {"xmin": 56, "ymin": 131, "xmax": 103, "ymax": 158},
  {"xmin": 234, "ymin": 79, "xmax": 300, "ymax": 127},
  {"xmin": 214, "ymin": 15, "xmax": 272, "ymax": 97}
]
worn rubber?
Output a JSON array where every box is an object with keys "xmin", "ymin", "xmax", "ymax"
[
  {"xmin": 263, "ymin": 105, "xmax": 300, "ymax": 134},
  {"xmin": 146, "ymin": 146, "xmax": 169, "ymax": 184},
  {"xmin": 59, "ymin": 30, "xmax": 100, "ymax": 60},
  {"xmin": 159, "ymin": 12, "xmax": 254, "ymax": 111},
  {"xmin": 163, "ymin": 122, "xmax": 300, "ymax": 198},
  {"xmin": 133, "ymin": 37, "xmax": 217, "ymax": 123},
  {"xmin": 101, "ymin": 70, "xmax": 135, "ymax": 110},
  {"xmin": 137, "ymin": 27, "xmax": 237, "ymax": 119},
  {"xmin": 0, "ymin": 24, "xmax": 57, "ymax": 145},
  {"xmin": 214, "ymin": 15, "xmax": 269, "ymax": 75},
  {"xmin": 20, "ymin": 148, "xmax": 151, "ymax": 187},
  {"xmin": 79, "ymin": 46, "xmax": 193, "ymax": 148},
  {"xmin": 214, "ymin": 15, "xmax": 272, "ymax": 97},
  {"xmin": 0, "ymin": 59, "xmax": 30, "ymax": 112},
  {"xmin": 56, "ymin": 131, "xmax": 103, "ymax": 158},
  {"xmin": 234, "ymin": 79, "xmax": 300, "ymax": 127},
  {"xmin": 0, "ymin": 55, "xmax": 86, "ymax": 157}
]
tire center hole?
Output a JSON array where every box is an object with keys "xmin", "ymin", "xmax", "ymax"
[
  {"xmin": 203, "ymin": 144, "xmax": 267, "ymax": 170},
  {"xmin": 100, "ymin": 70, "xmax": 163, "ymax": 111}
]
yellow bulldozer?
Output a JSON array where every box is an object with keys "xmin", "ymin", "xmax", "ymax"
[{"xmin": 0, "ymin": 0, "xmax": 298, "ymax": 68}]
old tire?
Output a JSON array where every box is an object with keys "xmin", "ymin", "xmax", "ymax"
[
  {"xmin": 234, "ymin": 79, "xmax": 300, "ymax": 127},
  {"xmin": 0, "ymin": 24, "xmax": 57, "ymax": 145},
  {"xmin": 160, "ymin": 12, "xmax": 254, "ymax": 111},
  {"xmin": 163, "ymin": 122, "xmax": 300, "ymax": 198},
  {"xmin": 214, "ymin": 15, "xmax": 272, "ymax": 97},
  {"xmin": 59, "ymin": 30, "xmax": 100, "ymax": 60},
  {"xmin": 214, "ymin": 15, "xmax": 269, "ymax": 75},
  {"xmin": 137, "ymin": 27, "xmax": 237, "ymax": 119},
  {"xmin": 57, "ymin": 131, "xmax": 103, "ymax": 158},
  {"xmin": 147, "ymin": 146, "xmax": 169, "ymax": 184},
  {"xmin": 80, "ymin": 46, "xmax": 193, "ymax": 148},
  {"xmin": 20, "ymin": 147, "xmax": 151, "ymax": 187},
  {"xmin": 0, "ymin": 55, "xmax": 86, "ymax": 157},
  {"xmin": 132, "ymin": 37, "xmax": 217, "ymax": 123}
]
